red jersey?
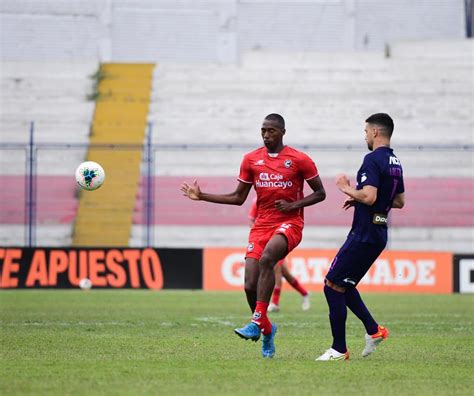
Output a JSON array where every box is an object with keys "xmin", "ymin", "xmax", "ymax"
[
  {"xmin": 248, "ymin": 197, "xmax": 258, "ymax": 221},
  {"xmin": 239, "ymin": 146, "xmax": 318, "ymax": 227}
]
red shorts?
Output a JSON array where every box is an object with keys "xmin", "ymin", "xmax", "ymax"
[{"xmin": 246, "ymin": 222, "xmax": 303, "ymax": 261}]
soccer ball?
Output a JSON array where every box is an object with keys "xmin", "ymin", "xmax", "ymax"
[
  {"xmin": 79, "ymin": 278, "xmax": 92, "ymax": 290},
  {"xmin": 75, "ymin": 161, "xmax": 105, "ymax": 191}
]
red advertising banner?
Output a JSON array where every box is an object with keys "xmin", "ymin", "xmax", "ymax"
[
  {"xmin": 0, "ymin": 247, "xmax": 164, "ymax": 289},
  {"xmin": 203, "ymin": 248, "xmax": 453, "ymax": 294}
]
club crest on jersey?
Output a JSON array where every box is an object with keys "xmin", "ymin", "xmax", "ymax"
[
  {"xmin": 254, "ymin": 160, "xmax": 265, "ymax": 166},
  {"xmin": 284, "ymin": 159, "xmax": 292, "ymax": 168},
  {"xmin": 247, "ymin": 243, "xmax": 254, "ymax": 251}
]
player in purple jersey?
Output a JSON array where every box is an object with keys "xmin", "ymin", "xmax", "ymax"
[{"xmin": 316, "ymin": 113, "xmax": 405, "ymax": 361}]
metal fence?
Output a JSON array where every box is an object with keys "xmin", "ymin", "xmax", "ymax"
[
  {"xmin": 1, "ymin": 122, "xmax": 472, "ymax": 247},
  {"xmin": 0, "ymin": 124, "xmax": 144, "ymax": 246}
]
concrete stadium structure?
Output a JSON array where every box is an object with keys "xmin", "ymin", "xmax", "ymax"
[{"xmin": 0, "ymin": 0, "xmax": 472, "ymax": 252}]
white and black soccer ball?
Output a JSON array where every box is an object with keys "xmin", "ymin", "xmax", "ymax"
[
  {"xmin": 75, "ymin": 161, "xmax": 105, "ymax": 191},
  {"xmin": 79, "ymin": 278, "xmax": 92, "ymax": 290}
]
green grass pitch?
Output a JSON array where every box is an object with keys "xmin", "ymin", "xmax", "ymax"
[{"xmin": 1, "ymin": 290, "xmax": 473, "ymax": 395}]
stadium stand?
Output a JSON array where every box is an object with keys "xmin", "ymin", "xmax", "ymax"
[
  {"xmin": 0, "ymin": 62, "xmax": 95, "ymax": 144},
  {"xmin": 0, "ymin": 39, "xmax": 472, "ymax": 251},
  {"xmin": 0, "ymin": 1, "xmax": 471, "ymax": 252},
  {"xmin": 137, "ymin": 39, "xmax": 473, "ymax": 252},
  {"xmin": 0, "ymin": 62, "xmax": 95, "ymax": 245}
]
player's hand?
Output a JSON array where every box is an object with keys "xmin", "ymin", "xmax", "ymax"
[
  {"xmin": 274, "ymin": 199, "xmax": 293, "ymax": 212},
  {"xmin": 335, "ymin": 174, "xmax": 350, "ymax": 192},
  {"xmin": 180, "ymin": 180, "xmax": 201, "ymax": 200},
  {"xmin": 342, "ymin": 197, "xmax": 356, "ymax": 210}
]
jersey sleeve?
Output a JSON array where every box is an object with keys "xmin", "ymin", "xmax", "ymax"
[
  {"xmin": 360, "ymin": 154, "xmax": 381, "ymax": 188},
  {"xmin": 238, "ymin": 154, "xmax": 253, "ymax": 184},
  {"xmin": 396, "ymin": 174, "xmax": 405, "ymax": 194},
  {"xmin": 300, "ymin": 153, "xmax": 319, "ymax": 180}
]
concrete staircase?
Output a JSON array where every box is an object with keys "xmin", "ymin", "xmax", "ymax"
[{"xmin": 72, "ymin": 63, "xmax": 154, "ymax": 246}]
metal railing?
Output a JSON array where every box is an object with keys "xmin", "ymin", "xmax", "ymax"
[{"xmin": 1, "ymin": 122, "xmax": 472, "ymax": 247}]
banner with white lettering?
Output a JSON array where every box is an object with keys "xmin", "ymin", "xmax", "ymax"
[
  {"xmin": 203, "ymin": 248, "xmax": 453, "ymax": 293},
  {"xmin": 453, "ymin": 254, "xmax": 474, "ymax": 294}
]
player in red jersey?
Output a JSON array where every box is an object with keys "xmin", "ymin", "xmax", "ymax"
[
  {"xmin": 181, "ymin": 114, "xmax": 326, "ymax": 358},
  {"xmin": 248, "ymin": 197, "xmax": 310, "ymax": 312}
]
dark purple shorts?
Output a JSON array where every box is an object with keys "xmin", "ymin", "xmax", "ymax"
[{"xmin": 326, "ymin": 238, "xmax": 386, "ymax": 288}]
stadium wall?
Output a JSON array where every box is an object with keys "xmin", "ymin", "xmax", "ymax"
[{"xmin": 0, "ymin": 247, "xmax": 472, "ymax": 294}]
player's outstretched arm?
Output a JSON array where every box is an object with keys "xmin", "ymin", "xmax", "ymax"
[
  {"xmin": 335, "ymin": 174, "xmax": 377, "ymax": 206},
  {"xmin": 181, "ymin": 180, "xmax": 252, "ymax": 205}
]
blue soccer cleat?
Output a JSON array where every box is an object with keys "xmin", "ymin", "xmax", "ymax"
[
  {"xmin": 261, "ymin": 323, "xmax": 277, "ymax": 358},
  {"xmin": 234, "ymin": 322, "xmax": 261, "ymax": 342}
]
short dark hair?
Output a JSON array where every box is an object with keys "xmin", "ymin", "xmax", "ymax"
[
  {"xmin": 265, "ymin": 113, "xmax": 285, "ymax": 130},
  {"xmin": 365, "ymin": 113, "xmax": 394, "ymax": 137}
]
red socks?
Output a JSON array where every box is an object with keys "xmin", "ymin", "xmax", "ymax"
[
  {"xmin": 271, "ymin": 287, "xmax": 281, "ymax": 305},
  {"xmin": 289, "ymin": 278, "xmax": 308, "ymax": 297},
  {"xmin": 252, "ymin": 300, "xmax": 273, "ymax": 335}
]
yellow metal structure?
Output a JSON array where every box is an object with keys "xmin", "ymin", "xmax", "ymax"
[{"xmin": 73, "ymin": 63, "xmax": 155, "ymax": 246}]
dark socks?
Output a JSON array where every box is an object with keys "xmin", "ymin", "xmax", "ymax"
[
  {"xmin": 323, "ymin": 284, "xmax": 347, "ymax": 353},
  {"xmin": 345, "ymin": 287, "xmax": 378, "ymax": 335}
]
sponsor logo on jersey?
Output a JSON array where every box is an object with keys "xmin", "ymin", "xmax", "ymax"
[
  {"xmin": 361, "ymin": 173, "xmax": 367, "ymax": 183},
  {"xmin": 254, "ymin": 160, "xmax": 265, "ymax": 166},
  {"xmin": 256, "ymin": 173, "xmax": 293, "ymax": 189},
  {"xmin": 373, "ymin": 214, "xmax": 388, "ymax": 225},
  {"xmin": 343, "ymin": 277, "xmax": 357, "ymax": 285},
  {"xmin": 247, "ymin": 243, "xmax": 254, "ymax": 251},
  {"xmin": 389, "ymin": 156, "xmax": 401, "ymax": 165},
  {"xmin": 284, "ymin": 159, "xmax": 292, "ymax": 168}
]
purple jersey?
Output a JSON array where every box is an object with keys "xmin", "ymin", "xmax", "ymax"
[{"xmin": 348, "ymin": 146, "xmax": 404, "ymax": 244}]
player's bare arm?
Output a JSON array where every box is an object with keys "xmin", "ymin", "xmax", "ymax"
[
  {"xmin": 391, "ymin": 192, "xmax": 405, "ymax": 209},
  {"xmin": 181, "ymin": 180, "xmax": 252, "ymax": 205},
  {"xmin": 274, "ymin": 175, "xmax": 326, "ymax": 211},
  {"xmin": 336, "ymin": 173, "xmax": 377, "ymax": 206}
]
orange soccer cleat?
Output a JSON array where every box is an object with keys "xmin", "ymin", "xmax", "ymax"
[{"xmin": 362, "ymin": 325, "xmax": 389, "ymax": 357}]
